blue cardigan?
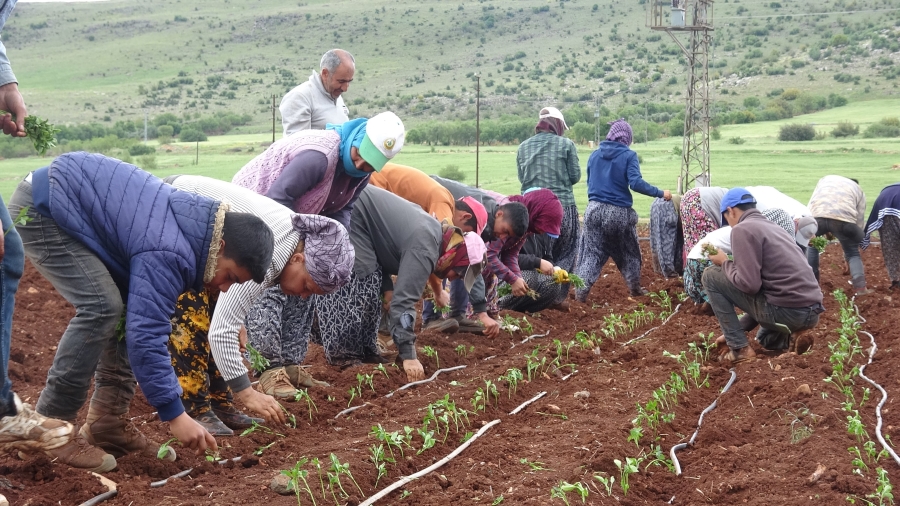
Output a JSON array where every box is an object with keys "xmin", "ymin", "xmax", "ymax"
[
  {"xmin": 586, "ymin": 140, "xmax": 662, "ymax": 208},
  {"xmin": 32, "ymin": 152, "xmax": 221, "ymax": 421}
]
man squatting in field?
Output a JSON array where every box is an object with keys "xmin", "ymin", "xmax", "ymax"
[{"xmin": 702, "ymin": 188, "xmax": 824, "ymax": 364}]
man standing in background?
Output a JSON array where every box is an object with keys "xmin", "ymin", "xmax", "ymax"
[{"xmin": 280, "ymin": 49, "xmax": 354, "ymax": 135}]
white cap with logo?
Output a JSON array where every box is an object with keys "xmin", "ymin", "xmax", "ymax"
[
  {"xmin": 358, "ymin": 111, "xmax": 405, "ymax": 172},
  {"xmin": 539, "ymin": 106, "xmax": 569, "ymax": 130}
]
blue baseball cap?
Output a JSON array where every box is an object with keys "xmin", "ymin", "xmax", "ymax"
[{"xmin": 720, "ymin": 187, "xmax": 757, "ymax": 214}]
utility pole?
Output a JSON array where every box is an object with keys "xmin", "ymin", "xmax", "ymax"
[
  {"xmin": 271, "ymin": 94, "xmax": 277, "ymax": 143},
  {"xmin": 594, "ymin": 94, "xmax": 601, "ymax": 148},
  {"xmin": 649, "ymin": 0, "xmax": 714, "ymax": 192},
  {"xmin": 143, "ymin": 110, "xmax": 148, "ymax": 143},
  {"xmin": 475, "ymin": 75, "xmax": 481, "ymax": 188}
]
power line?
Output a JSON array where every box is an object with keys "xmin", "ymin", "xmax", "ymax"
[{"xmin": 718, "ymin": 6, "xmax": 900, "ymax": 19}]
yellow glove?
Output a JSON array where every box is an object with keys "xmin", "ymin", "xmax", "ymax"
[{"xmin": 553, "ymin": 267, "xmax": 570, "ymax": 284}]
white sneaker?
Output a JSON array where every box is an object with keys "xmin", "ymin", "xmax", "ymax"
[{"xmin": 0, "ymin": 394, "xmax": 73, "ymax": 453}]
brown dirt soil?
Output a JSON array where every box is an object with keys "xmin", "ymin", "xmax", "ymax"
[{"xmin": 2, "ymin": 240, "xmax": 898, "ymax": 505}]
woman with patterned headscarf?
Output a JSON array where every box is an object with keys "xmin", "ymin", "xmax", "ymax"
[
  {"xmin": 574, "ymin": 119, "xmax": 673, "ymax": 300},
  {"xmin": 229, "ymin": 113, "xmax": 406, "ymax": 398},
  {"xmin": 313, "ymin": 186, "xmax": 485, "ymax": 383}
]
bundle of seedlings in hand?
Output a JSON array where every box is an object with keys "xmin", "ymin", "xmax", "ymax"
[
  {"xmin": 1, "ymin": 112, "xmax": 59, "ymax": 155},
  {"xmin": 810, "ymin": 236, "xmax": 828, "ymax": 254},
  {"xmin": 700, "ymin": 242, "xmax": 719, "ymax": 257}
]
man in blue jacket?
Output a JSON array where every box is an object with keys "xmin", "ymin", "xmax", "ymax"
[{"xmin": 7, "ymin": 152, "xmax": 275, "ymax": 473}]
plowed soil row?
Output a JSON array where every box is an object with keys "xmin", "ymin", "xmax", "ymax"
[{"xmin": 3, "ymin": 241, "xmax": 898, "ymax": 505}]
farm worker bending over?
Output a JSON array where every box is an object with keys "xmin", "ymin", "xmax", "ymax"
[
  {"xmin": 167, "ymin": 289, "xmax": 263, "ymax": 437},
  {"xmin": 0, "ymin": 0, "xmax": 74, "ymax": 462},
  {"xmin": 680, "ymin": 186, "xmax": 727, "ymax": 264},
  {"xmin": 8, "ymin": 153, "xmax": 275, "ymax": 473},
  {"xmin": 232, "ymin": 112, "xmax": 404, "ymax": 398},
  {"xmin": 517, "ymin": 106, "xmax": 582, "ymax": 288},
  {"xmin": 498, "ymin": 226, "xmax": 570, "ymax": 314},
  {"xmin": 167, "ymin": 175, "xmax": 353, "ymax": 420},
  {"xmin": 369, "ymin": 163, "xmax": 488, "ymax": 334},
  {"xmin": 702, "ymin": 188, "xmax": 824, "ymax": 365},
  {"xmin": 649, "ymin": 194, "xmax": 683, "ymax": 279},
  {"xmin": 280, "ymin": 49, "xmax": 354, "ymax": 135},
  {"xmin": 745, "ymin": 185, "xmax": 818, "ymax": 249},
  {"xmin": 806, "ymin": 175, "xmax": 870, "ymax": 294},
  {"xmin": 575, "ymin": 119, "xmax": 672, "ymax": 301},
  {"xmin": 863, "ymin": 183, "xmax": 900, "ymax": 291},
  {"xmin": 313, "ymin": 186, "xmax": 485, "ymax": 382},
  {"xmin": 430, "ymin": 176, "xmax": 532, "ymax": 336}
]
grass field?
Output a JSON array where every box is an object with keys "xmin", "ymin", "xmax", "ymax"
[{"xmin": 1, "ymin": 99, "xmax": 897, "ymax": 219}]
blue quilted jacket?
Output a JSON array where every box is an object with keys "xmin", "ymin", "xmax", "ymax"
[{"xmin": 31, "ymin": 152, "xmax": 222, "ymax": 421}]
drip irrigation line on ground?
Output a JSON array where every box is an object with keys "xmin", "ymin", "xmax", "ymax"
[
  {"xmin": 622, "ymin": 303, "xmax": 682, "ymax": 347},
  {"xmin": 509, "ymin": 391, "xmax": 547, "ymax": 415},
  {"xmin": 78, "ymin": 490, "xmax": 118, "ymax": 506},
  {"xmin": 358, "ymin": 419, "xmax": 502, "ymax": 505},
  {"xmin": 384, "ymin": 365, "xmax": 467, "ymax": 398},
  {"xmin": 150, "ymin": 468, "xmax": 193, "ymax": 488},
  {"xmin": 518, "ymin": 330, "xmax": 551, "ymax": 347},
  {"xmin": 670, "ymin": 368, "xmax": 737, "ymax": 476},
  {"xmin": 858, "ymin": 329, "xmax": 900, "ymax": 467}
]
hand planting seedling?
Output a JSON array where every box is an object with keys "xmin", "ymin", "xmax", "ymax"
[
  {"xmin": 434, "ymin": 302, "xmax": 451, "ymax": 316},
  {"xmin": 422, "ymin": 345, "xmax": 440, "ymax": 368},
  {"xmin": 0, "ymin": 112, "xmax": 59, "ymax": 155},
  {"xmin": 157, "ymin": 437, "xmax": 177, "ymax": 460},
  {"xmin": 204, "ymin": 449, "xmax": 222, "ymax": 462}
]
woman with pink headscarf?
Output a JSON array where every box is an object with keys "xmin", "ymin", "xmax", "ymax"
[{"xmin": 574, "ymin": 119, "xmax": 672, "ymax": 300}]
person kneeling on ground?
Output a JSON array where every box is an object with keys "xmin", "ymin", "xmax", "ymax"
[
  {"xmin": 167, "ymin": 175, "xmax": 354, "ymax": 407},
  {"xmin": 701, "ymin": 188, "xmax": 824, "ymax": 364},
  {"xmin": 313, "ymin": 186, "xmax": 485, "ymax": 382},
  {"xmin": 168, "ymin": 290, "xmax": 264, "ymax": 436},
  {"xmin": 498, "ymin": 228, "xmax": 569, "ymax": 314},
  {"xmin": 8, "ymin": 152, "xmax": 275, "ymax": 473}
]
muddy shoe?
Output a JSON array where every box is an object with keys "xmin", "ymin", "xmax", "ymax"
[
  {"xmin": 285, "ymin": 364, "xmax": 330, "ymax": 388},
  {"xmin": 80, "ymin": 414, "xmax": 176, "ymax": 461},
  {"xmin": 258, "ymin": 367, "xmax": 300, "ymax": 400},
  {"xmin": 629, "ymin": 287, "xmax": 650, "ymax": 297},
  {"xmin": 452, "ymin": 316, "xmax": 484, "ymax": 335},
  {"xmin": 423, "ymin": 318, "xmax": 460, "ymax": 334},
  {"xmin": 211, "ymin": 406, "xmax": 263, "ymax": 431},
  {"xmin": 0, "ymin": 394, "xmax": 73, "ymax": 453},
  {"xmin": 37, "ymin": 432, "xmax": 117, "ymax": 473},
  {"xmin": 194, "ymin": 411, "xmax": 233, "ymax": 437}
]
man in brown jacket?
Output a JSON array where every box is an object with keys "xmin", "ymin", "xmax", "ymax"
[{"xmin": 702, "ymin": 188, "xmax": 824, "ymax": 364}]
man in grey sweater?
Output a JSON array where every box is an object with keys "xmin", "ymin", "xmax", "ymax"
[
  {"xmin": 279, "ymin": 49, "xmax": 353, "ymax": 135},
  {"xmin": 702, "ymin": 188, "xmax": 824, "ymax": 364}
]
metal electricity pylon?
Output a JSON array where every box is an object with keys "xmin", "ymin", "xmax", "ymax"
[{"xmin": 649, "ymin": 0, "xmax": 714, "ymax": 193}]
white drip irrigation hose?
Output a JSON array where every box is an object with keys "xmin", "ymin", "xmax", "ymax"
[
  {"xmin": 518, "ymin": 330, "xmax": 551, "ymax": 347},
  {"xmin": 670, "ymin": 368, "xmax": 737, "ymax": 476},
  {"xmin": 509, "ymin": 391, "xmax": 547, "ymax": 415},
  {"xmin": 622, "ymin": 303, "xmax": 682, "ymax": 347},
  {"xmin": 857, "ymin": 330, "xmax": 900, "ymax": 467},
  {"xmin": 384, "ymin": 365, "xmax": 467, "ymax": 398},
  {"xmin": 358, "ymin": 419, "xmax": 501, "ymax": 505},
  {"xmin": 150, "ymin": 468, "xmax": 193, "ymax": 488}
]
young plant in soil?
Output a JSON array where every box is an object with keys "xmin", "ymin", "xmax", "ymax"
[
  {"xmin": 550, "ymin": 480, "xmax": 589, "ymax": 505},
  {"xmin": 422, "ymin": 345, "xmax": 440, "ymax": 369},
  {"xmin": 368, "ymin": 444, "xmax": 391, "ymax": 488},
  {"xmin": 519, "ymin": 457, "xmax": 550, "ymax": 472},
  {"xmin": 241, "ymin": 420, "xmax": 285, "ymax": 438},
  {"xmin": 470, "ymin": 387, "xmax": 486, "ymax": 413},
  {"xmin": 772, "ymin": 404, "xmax": 816, "ymax": 444},
  {"xmin": 614, "ymin": 456, "xmax": 642, "ymax": 495},
  {"xmin": 374, "ymin": 363, "xmax": 389, "ymax": 379},
  {"xmin": 491, "ymin": 495, "xmax": 505, "ymax": 505},
  {"xmin": 370, "ymin": 424, "xmax": 405, "ymax": 459},
  {"xmin": 501, "ymin": 368, "xmax": 524, "ymax": 399},
  {"xmin": 593, "ymin": 473, "xmax": 615, "ymax": 496},
  {"xmin": 254, "ymin": 441, "xmax": 276, "ymax": 456},
  {"xmin": 329, "ymin": 453, "xmax": 364, "ymax": 498},
  {"xmin": 281, "ymin": 404, "xmax": 297, "ymax": 429},
  {"xmin": 416, "ymin": 428, "xmax": 436, "ymax": 454},
  {"xmin": 357, "ymin": 372, "xmax": 375, "ymax": 393},
  {"xmin": 455, "ymin": 344, "xmax": 474, "ymax": 357},
  {"xmin": 157, "ymin": 437, "xmax": 177, "ymax": 459},
  {"xmin": 537, "ymin": 411, "xmax": 569, "ymax": 420},
  {"xmin": 484, "ymin": 379, "xmax": 500, "ymax": 407},
  {"xmin": 294, "ymin": 389, "xmax": 318, "ymax": 421},
  {"xmin": 310, "ymin": 457, "xmax": 327, "ymax": 503},
  {"xmin": 649, "ymin": 290, "xmax": 673, "ymax": 319},
  {"xmin": 246, "ymin": 342, "xmax": 270, "ymax": 375},
  {"xmin": 347, "ymin": 385, "xmax": 361, "ymax": 408},
  {"xmin": 520, "ymin": 316, "xmax": 534, "ymax": 334},
  {"xmin": 281, "ymin": 457, "xmax": 316, "ymax": 506},
  {"xmin": 500, "ymin": 315, "xmax": 522, "ymax": 336},
  {"xmin": 627, "ymin": 426, "xmax": 643, "ymax": 449},
  {"xmin": 574, "ymin": 330, "xmax": 599, "ymax": 350}
]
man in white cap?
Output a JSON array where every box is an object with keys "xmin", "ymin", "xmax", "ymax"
[
  {"xmin": 280, "ymin": 49, "xmax": 354, "ymax": 136},
  {"xmin": 516, "ymin": 106, "xmax": 581, "ymax": 307}
]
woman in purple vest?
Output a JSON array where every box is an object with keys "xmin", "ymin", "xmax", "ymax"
[{"xmin": 232, "ymin": 112, "xmax": 407, "ymax": 400}]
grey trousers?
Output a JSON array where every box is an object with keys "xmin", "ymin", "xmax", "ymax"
[
  {"xmin": 702, "ymin": 265, "xmax": 821, "ymax": 351},
  {"xmin": 9, "ymin": 179, "xmax": 132, "ymax": 422}
]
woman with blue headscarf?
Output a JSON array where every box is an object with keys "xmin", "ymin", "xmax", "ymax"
[{"xmin": 225, "ymin": 112, "xmax": 406, "ymax": 401}]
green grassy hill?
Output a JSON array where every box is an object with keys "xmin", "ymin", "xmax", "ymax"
[{"xmin": 4, "ymin": 0, "xmax": 899, "ymax": 131}]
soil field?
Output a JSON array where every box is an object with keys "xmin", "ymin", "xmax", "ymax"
[{"xmin": 2, "ymin": 240, "xmax": 898, "ymax": 506}]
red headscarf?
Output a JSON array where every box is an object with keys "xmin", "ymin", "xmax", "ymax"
[
  {"xmin": 535, "ymin": 117, "xmax": 566, "ymax": 136},
  {"xmin": 508, "ymin": 188, "xmax": 563, "ymax": 236}
]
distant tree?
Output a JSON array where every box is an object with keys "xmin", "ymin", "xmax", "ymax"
[
  {"xmin": 179, "ymin": 128, "xmax": 207, "ymax": 143},
  {"xmin": 743, "ymin": 97, "xmax": 760, "ymax": 108},
  {"xmin": 831, "ymin": 121, "xmax": 859, "ymax": 138},
  {"xmin": 778, "ymin": 124, "xmax": 816, "ymax": 141},
  {"xmin": 439, "ymin": 164, "xmax": 466, "ymax": 182}
]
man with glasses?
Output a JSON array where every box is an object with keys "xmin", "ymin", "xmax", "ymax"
[{"xmin": 280, "ymin": 49, "xmax": 354, "ymax": 135}]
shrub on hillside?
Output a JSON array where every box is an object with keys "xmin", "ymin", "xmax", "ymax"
[
  {"xmin": 778, "ymin": 124, "xmax": 816, "ymax": 141},
  {"xmin": 179, "ymin": 129, "xmax": 207, "ymax": 142},
  {"xmin": 128, "ymin": 144, "xmax": 156, "ymax": 156},
  {"xmin": 863, "ymin": 118, "xmax": 900, "ymax": 139},
  {"xmin": 439, "ymin": 164, "xmax": 466, "ymax": 183},
  {"xmin": 728, "ymin": 137, "xmax": 746, "ymax": 145},
  {"xmin": 831, "ymin": 121, "xmax": 859, "ymax": 138}
]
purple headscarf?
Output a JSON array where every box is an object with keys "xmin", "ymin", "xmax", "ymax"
[
  {"xmin": 290, "ymin": 214, "xmax": 354, "ymax": 294},
  {"xmin": 606, "ymin": 119, "xmax": 633, "ymax": 146}
]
